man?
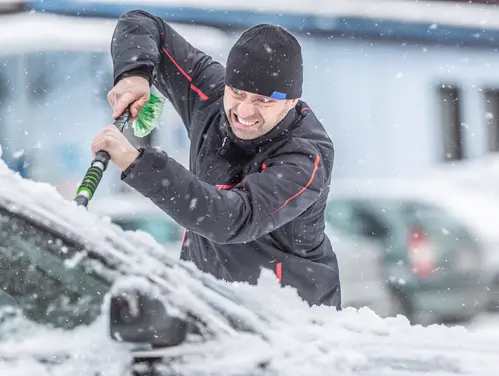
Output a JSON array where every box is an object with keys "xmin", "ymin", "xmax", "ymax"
[{"xmin": 92, "ymin": 9, "xmax": 341, "ymax": 308}]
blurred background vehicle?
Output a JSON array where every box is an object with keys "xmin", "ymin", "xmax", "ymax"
[
  {"xmin": 326, "ymin": 179, "xmax": 492, "ymax": 325},
  {"xmin": 326, "ymin": 227, "xmax": 403, "ymax": 319},
  {"xmin": 422, "ymin": 155, "xmax": 499, "ymax": 311}
]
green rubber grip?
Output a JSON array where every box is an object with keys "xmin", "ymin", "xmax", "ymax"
[{"xmin": 76, "ymin": 166, "xmax": 103, "ymax": 201}]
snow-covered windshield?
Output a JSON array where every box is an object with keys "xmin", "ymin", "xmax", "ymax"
[{"xmin": 0, "ymin": 204, "xmax": 113, "ymax": 329}]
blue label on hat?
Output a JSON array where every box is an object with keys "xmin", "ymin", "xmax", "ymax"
[{"xmin": 270, "ymin": 91, "xmax": 286, "ymax": 100}]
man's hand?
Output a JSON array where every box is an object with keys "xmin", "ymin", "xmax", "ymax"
[
  {"xmin": 92, "ymin": 125, "xmax": 140, "ymax": 171},
  {"xmin": 107, "ymin": 76, "xmax": 150, "ymax": 122}
]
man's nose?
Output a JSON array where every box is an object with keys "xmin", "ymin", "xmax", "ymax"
[{"xmin": 237, "ymin": 100, "xmax": 256, "ymax": 118}]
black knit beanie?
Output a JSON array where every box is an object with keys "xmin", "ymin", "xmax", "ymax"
[{"xmin": 225, "ymin": 24, "xmax": 303, "ymax": 100}]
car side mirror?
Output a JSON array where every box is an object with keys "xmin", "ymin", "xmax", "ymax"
[{"xmin": 109, "ymin": 288, "xmax": 188, "ymax": 349}]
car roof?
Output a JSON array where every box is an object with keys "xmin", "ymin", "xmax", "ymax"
[
  {"xmin": 327, "ymin": 176, "xmax": 499, "ymax": 240},
  {"xmin": 328, "ymin": 176, "xmax": 489, "ymax": 204},
  {"xmin": 329, "ymin": 177, "xmax": 455, "ymax": 200}
]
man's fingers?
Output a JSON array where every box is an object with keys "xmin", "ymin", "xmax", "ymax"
[
  {"xmin": 91, "ymin": 133, "xmax": 117, "ymax": 156},
  {"xmin": 112, "ymin": 92, "xmax": 135, "ymax": 119},
  {"xmin": 109, "ymin": 76, "xmax": 150, "ymax": 120},
  {"xmin": 91, "ymin": 141, "xmax": 103, "ymax": 157},
  {"xmin": 91, "ymin": 121, "xmax": 139, "ymax": 171},
  {"xmin": 128, "ymin": 95, "xmax": 148, "ymax": 121},
  {"xmin": 130, "ymin": 103, "xmax": 139, "ymax": 118},
  {"xmin": 91, "ymin": 139, "xmax": 108, "ymax": 156}
]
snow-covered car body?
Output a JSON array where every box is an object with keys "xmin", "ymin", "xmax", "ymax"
[{"xmin": 1, "ymin": 148, "xmax": 499, "ymax": 375}]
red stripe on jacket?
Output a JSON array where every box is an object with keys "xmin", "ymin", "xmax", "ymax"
[
  {"xmin": 161, "ymin": 47, "xmax": 208, "ymax": 100},
  {"xmin": 276, "ymin": 262, "xmax": 282, "ymax": 284},
  {"xmin": 181, "ymin": 229, "xmax": 187, "ymax": 249},
  {"xmin": 271, "ymin": 155, "xmax": 321, "ymax": 214}
]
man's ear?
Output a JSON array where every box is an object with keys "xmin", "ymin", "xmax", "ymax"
[{"xmin": 288, "ymin": 98, "xmax": 299, "ymax": 110}]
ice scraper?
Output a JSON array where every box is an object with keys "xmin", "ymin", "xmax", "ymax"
[{"xmin": 73, "ymin": 87, "xmax": 165, "ymax": 208}]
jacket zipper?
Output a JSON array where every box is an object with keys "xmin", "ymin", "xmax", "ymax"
[{"xmin": 217, "ymin": 136, "xmax": 229, "ymax": 155}]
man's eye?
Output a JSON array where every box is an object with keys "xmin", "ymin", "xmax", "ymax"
[
  {"xmin": 259, "ymin": 97, "xmax": 270, "ymax": 103},
  {"xmin": 232, "ymin": 88, "xmax": 242, "ymax": 95}
]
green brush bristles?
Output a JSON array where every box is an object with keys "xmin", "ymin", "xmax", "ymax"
[{"xmin": 133, "ymin": 86, "xmax": 166, "ymax": 138}]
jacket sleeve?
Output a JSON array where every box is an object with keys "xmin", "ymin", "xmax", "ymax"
[
  {"xmin": 111, "ymin": 9, "xmax": 225, "ymax": 134},
  {"xmin": 120, "ymin": 144, "xmax": 329, "ymax": 244}
]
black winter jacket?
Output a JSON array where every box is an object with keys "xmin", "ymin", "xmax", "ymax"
[{"xmin": 112, "ymin": 10, "xmax": 341, "ymax": 308}]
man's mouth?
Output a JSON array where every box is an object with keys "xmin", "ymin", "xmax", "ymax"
[{"xmin": 232, "ymin": 113, "xmax": 258, "ymax": 128}]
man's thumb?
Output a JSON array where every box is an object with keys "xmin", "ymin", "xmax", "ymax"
[{"xmin": 131, "ymin": 96, "xmax": 149, "ymax": 118}]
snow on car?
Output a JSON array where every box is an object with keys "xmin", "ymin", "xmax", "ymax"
[{"xmin": 1, "ymin": 159, "xmax": 499, "ymax": 375}]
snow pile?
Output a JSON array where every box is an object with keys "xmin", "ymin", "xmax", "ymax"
[
  {"xmin": 144, "ymin": 267, "xmax": 499, "ymax": 376},
  {"xmin": 0, "ymin": 308, "xmax": 129, "ymax": 376},
  {"xmin": 2, "ymin": 270, "xmax": 499, "ymax": 375},
  {"xmin": 1, "ymin": 159, "xmax": 499, "ymax": 375}
]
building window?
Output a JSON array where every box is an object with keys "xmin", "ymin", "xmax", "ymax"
[
  {"xmin": 438, "ymin": 85, "xmax": 463, "ymax": 161},
  {"xmin": 483, "ymin": 89, "xmax": 499, "ymax": 152}
]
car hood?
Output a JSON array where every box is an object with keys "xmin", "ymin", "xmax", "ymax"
[{"xmin": 1, "ymin": 161, "xmax": 499, "ymax": 375}]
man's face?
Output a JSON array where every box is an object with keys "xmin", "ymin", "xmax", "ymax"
[{"xmin": 223, "ymin": 86, "xmax": 298, "ymax": 140}]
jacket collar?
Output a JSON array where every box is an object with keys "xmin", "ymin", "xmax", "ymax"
[{"xmin": 219, "ymin": 102, "xmax": 299, "ymax": 154}]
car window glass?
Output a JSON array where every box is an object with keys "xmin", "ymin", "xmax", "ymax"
[
  {"xmin": 402, "ymin": 202, "xmax": 473, "ymax": 243},
  {"xmin": 327, "ymin": 200, "xmax": 387, "ymax": 239},
  {"xmin": 399, "ymin": 201, "xmax": 480, "ymax": 273},
  {"xmin": 354, "ymin": 207, "xmax": 388, "ymax": 239},
  {"xmin": 0, "ymin": 209, "xmax": 110, "ymax": 330},
  {"xmin": 326, "ymin": 200, "xmax": 360, "ymax": 233}
]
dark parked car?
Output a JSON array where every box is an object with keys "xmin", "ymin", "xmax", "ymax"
[{"xmin": 326, "ymin": 180, "xmax": 489, "ymax": 325}]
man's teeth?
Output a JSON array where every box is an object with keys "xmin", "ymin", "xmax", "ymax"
[{"xmin": 236, "ymin": 114, "xmax": 257, "ymax": 126}]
